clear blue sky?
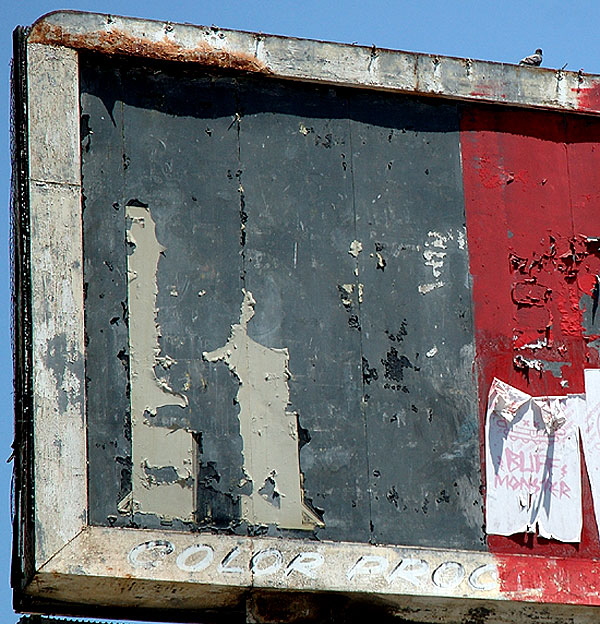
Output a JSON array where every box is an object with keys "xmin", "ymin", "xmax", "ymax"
[{"xmin": 3, "ymin": 1, "xmax": 600, "ymax": 622}]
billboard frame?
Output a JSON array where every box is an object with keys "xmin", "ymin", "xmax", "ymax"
[{"xmin": 12, "ymin": 10, "xmax": 600, "ymax": 622}]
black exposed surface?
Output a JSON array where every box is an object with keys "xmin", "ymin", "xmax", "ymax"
[
  {"xmin": 81, "ymin": 53, "xmax": 484, "ymax": 548},
  {"xmin": 11, "ymin": 25, "xmax": 35, "ymax": 596}
]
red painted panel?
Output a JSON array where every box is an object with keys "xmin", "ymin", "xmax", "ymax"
[
  {"xmin": 461, "ymin": 105, "xmax": 600, "ymax": 570},
  {"xmin": 575, "ymin": 81, "xmax": 600, "ymax": 113},
  {"xmin": 496, "ymin": 552, "xmax": 600, "ymax": 605}
]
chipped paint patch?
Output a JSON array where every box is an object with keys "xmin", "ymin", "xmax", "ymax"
[
  {"xmin": 418, "ymin": 229, "xmax": 467, "ymax": 294},
  {"xmin": 338, "ymin": 283, "xmax": 354, "ymax": 308},
  {"xmin": 418, "ymin": 281, "xmax": 445, "ymax": 295},
  {"xmin": 513, "ymin": 355, "xmax": 570, "ymax": 378},
  {"xmin": 426, "ymin": 231, "xmax": 449, "ymax": 249},
  {"xmin": 204, "ymin": 290, "xmax": 323, "ymax": 530},
  {"xmin": 348, "ymin": 240, "xmax": 363, "ymax": 258},
  {"xmin": 338, "ymin": 282, "xmax": 364, "ymax": 307},
  {"xmin": 370, "ymin": 243, "xmax": 387, "ymax": 271},
  {"xmin": 125, "ymin": 204, "xmax": 196, "ymax": 522},
  {"xmin": 423, "ymin": 249, "xmax": 446, "ymax": 278}
]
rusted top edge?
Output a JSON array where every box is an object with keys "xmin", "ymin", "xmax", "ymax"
[
  {"xmin": 28, "ymin": 17, "xmax": 269, "ymax": 74},
  {"xmin": 25, "ymin": 10, "xmax": 600, "ymax": 116},
  {"xmin": 20, "ymin": 10, "xmax": 586, "ymax": 73}
]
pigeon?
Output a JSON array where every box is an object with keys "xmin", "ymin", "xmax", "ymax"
[{"xmin": 519, "ymin": 49, "xmax": 543, "ymax": 66}]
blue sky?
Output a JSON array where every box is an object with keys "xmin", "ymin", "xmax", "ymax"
[{"xmin": 3, "ymin": 1, "xmax": 600, "ymax": 622}]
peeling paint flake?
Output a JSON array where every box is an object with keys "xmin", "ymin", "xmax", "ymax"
[
  {"xmin": 423, "ymin": 249, "xmax": 447, "ymax": 278},
  {"xmin": 418, "ymin": 281, "xmax": 445, "ymax": 295},
  {"xmin": 204, "ymin": 290, "xmax": 323, "ymax": 530},
  {"xmin": 338, "ymin": 283, "xmax": 354, "ymax": 308},
  {"xmin": 125, "ymin": 204, "xmax": 196, "ymax": 522},
  {"xmin": 348, "ymin": 239, "xmax": 363, "ymax": 258}
]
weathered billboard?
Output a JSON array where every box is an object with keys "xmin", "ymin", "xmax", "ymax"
[{"xmin": 13, "ymin": 10, "xmax": 600, "ymax": 623}]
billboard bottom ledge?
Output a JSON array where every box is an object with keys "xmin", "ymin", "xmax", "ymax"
[{"xmin": 13, "ymin": 526, "xmax": 600, "ymax": 622}]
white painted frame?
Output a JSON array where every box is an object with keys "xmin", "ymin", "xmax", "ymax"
[{"xmin": 27, "ymin": 42, "xmax": 87, "ymax": 570}]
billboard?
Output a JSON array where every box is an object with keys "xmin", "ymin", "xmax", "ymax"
[{"xmin": 12, "ymin": 9, "xmax": 600, "ymax": 623}]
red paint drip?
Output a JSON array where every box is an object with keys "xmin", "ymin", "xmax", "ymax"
[{"xmin": 460, "ymin": 105, "xmax": 600, "ymax": 581}]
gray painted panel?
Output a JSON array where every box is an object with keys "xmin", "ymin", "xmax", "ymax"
[
  {"xmin": 238, "ymin": 79, "xmax": 369, "ymax": 541},
  {"xmin": 120, "ymin": 69, "xmax": 244, "ymax": 528},
  {"xmin": 81, "ymin": 60, "xmax": 130, "ymax": 527},
  {"xmin": 81, "ymin": 54, "xmax": 483, "ymax": 547},
  {"xmin": 349, "ymin": 92, "xmax": 484, "ymax": 549}
]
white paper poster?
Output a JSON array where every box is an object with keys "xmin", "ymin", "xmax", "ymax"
[
  {"xmin": 582, "ymin": 369, "xmax": 600, "ymax": 532},
  {"xmin": 485, "ymin": 378, "xmax": 584, "ymax": 542}
]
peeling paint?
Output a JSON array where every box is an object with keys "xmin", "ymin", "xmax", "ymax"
[
  {"xmin": 368, "ymin": 242, "xmax": 387, "ymax": 272},
  {"xmin": 426, "ymin": 346, "xmax": 438, "ymax": 358},
  {"xmin": 348, "ymin": 239, "xmax": 363, "ymax": 258},
  {"xmin": 124, "ymin": 204, "xmax": 196, "ymax": 521},
  {"xmin": 337, "ymin": 282, "xmax": 364, "ymax": 308},
  {"xmin": 418, "ymin": 281, "xmax": 445, "ymax": 295},
  {"xmin": 299, "ymin": 123, "xmax": 311, "ymax": 136},
  {"xmin": 204, "ymin": 290, "xmax": 323, "ymax": 530},
  {"xmin": 423, "ymin": 249, "xmax": 446, "ymax": 278},
  {"xmin": 461, "ymin": 105, "xmax": 600, "ymax": 566},
  {"xmin": 24, "ymin": 12, "xmax": 600, "ymax": 618},
  {"xmin": 338, "ymin": 283, "xmax": 354, "ymax": 308},
  {"xmin": 417, "ymin": 230, "xmax": 467, "ymax": 294},
  {"xmin": 513, "ymin": 355, "xmax": 570, "ymax": 378},
  {"xmin": 426, "ymin": 231, "xmax": 449, "ymax": 249}
]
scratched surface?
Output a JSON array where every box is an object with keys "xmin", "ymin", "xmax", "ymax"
[{"xmin": 82, "ymin": 53, "xmax": 484, "ymax": 548}]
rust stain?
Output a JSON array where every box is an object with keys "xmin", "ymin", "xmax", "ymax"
[{"xmin": 29, "ymin": 22, "xmax": 271, "ymax": 74}]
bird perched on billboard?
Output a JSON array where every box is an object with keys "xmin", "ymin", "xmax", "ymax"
[{"xmin": 519, "ymin": 48, "xmax": 543, "ymax": 66}]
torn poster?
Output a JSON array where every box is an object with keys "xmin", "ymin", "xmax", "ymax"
[
  {"xmin": 582, "ymin": 369, "xmax": 600, "ymax": 532},
  {"xmin": 486, "ymin": 378, "xmax": 584, "ymax": 542}
]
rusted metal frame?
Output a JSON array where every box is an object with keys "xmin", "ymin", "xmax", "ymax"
[{"xmin": 26, "ymin": 10, "xmax": 600, "ymax": 116}]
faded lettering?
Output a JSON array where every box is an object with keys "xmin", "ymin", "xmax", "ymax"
[
  {"xmin": 346, "ymin": 555, "xmax": 389, "ymax": 581},
  {"xmin": 468, "ymin": 563, "xmax": 499, "ymax": 591},
  {"xmin": 218, "ymin": 547, "xmax": 244, "ymax": 574},
  {"xmin": 285, "ymin": 552, "xmax": 325, "ymax": 579},
  {"xmin": 127, "ymin": 540, "xmax": 499, "ymax": 593},
  {"xmin": 251, "ymin": 548, "xmax": 284, "ymax": 576},
  {"xmin": 386, "ymin": 558, "xmax": 430, "ymax": 587},
  {"xmin": 176, "ymin": 544, "xmax": 214, "ymax": 572},
  {"xmin": 128, "ymin": 540, "xmax": 174, "ymax": 570},
  {"xmin": 432, "ymin": 561, "xmax": 465, "ymax": 589}
]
